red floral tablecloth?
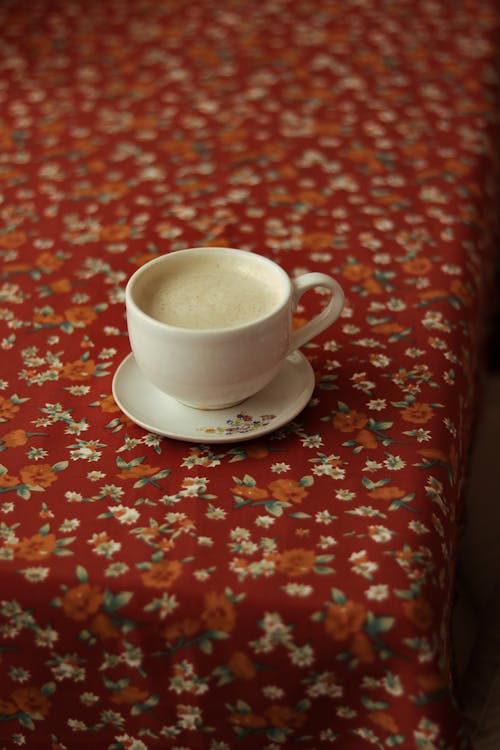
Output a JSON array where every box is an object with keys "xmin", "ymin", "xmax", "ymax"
[{"xmin": 1, "ymin": 1, "xmax": 499, "ymax": 748}]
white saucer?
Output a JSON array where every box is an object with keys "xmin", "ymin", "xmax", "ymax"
[{"xmin": 112, "ymin": 351, "xmax": 315, "ymax": 443}]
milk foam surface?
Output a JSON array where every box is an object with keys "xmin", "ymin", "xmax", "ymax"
[{"xmin": 141, "ymin": 259, "xmax": 281, "ymax": 329}]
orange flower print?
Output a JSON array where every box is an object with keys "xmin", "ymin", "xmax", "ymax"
[
  {"xmin": 164, "ymin": 618, "xmax": 200, "ymax": 642},
  {"xmin": 417, "ymin": 671, "xmax": 448, "ymax": 692},
  {"xmin": 295, "ymin": 528, "xmax": 310, "ymax": 538},
  {"xmin": 341, "ymin": 262, "xmax": 373, "ymax": 282},
  {"xmin": 230, "ymin": 484, "xmax": 268, "ymax": 501},
  {"xmin": 300, "ymin": 231, "xmax": 332, "ymax": 250},
  {"xmin": 156, "ymin": 538, "xmax": 175, "ymax": 552},
  {"xmin": 141, "ymin": 559, "xmax": 182, "ymax": 589},
  {"xmin": 362, "ymin": 276, "xmax": 383, "ymax": 294},
  {"xmin": 268, "ymin": 478, "xmax": 308, "ymax": 504},
  {"xmin": 59, "ymin": 358, "xmax": 96, "ymax": 381},
  {"xmin": 35, "ymin": 252, "xmax": 64, "ymax": 271},
  {"xmin": 444, "ymin": 157, "xmax": 471, "ymax": 176},
  {"xmin": 0, "ymin": 698, "xmax": 18, "ymax": 715},
  {"xmin": 0, "ymin": 166, "xmax": 22, "ymax": 182},
  {"xmin": 368, "ymin": 486, "xmax": 406, "ymax": 501},
  {"xmin": 418, "ymin": 447, "xmax": 448, "ymax": 464},
  {"xmin": 135, "ymin": 252, "xmax": 159, "ymax": 267},
  {"xmin": 245, "ymin": 442, "xmax": 269, "ymax": 459},
  {"xmin": 2, "ymin": 262, "xmax": 31, "ymax": 274},
  {"xmin": 402, "ymin": 142, "xmax": 429, "ymax": 158},
  {"xmin": 10, "ymin": 686, "xmax": 51, "ymax": 717},
  {"xmin": 19, "ymin": 464, "xmax": 58, "ymax": 488},
  {"xmin": 395, "ymin": 547, "xmax": 415, "ymax": 565},
  {"xmin": 348, "ymin": 146, "xmax": 383, "ymax": 171},
  {"xmin": 351, "ymin": 632, "xmax": 375, "ymax": 663},
  {"xmin": 49, "ymin": 278, "xmax": 72, "ymax": 293},
  {"xmin": 402, "ymin": 598, "xmax": 434, "ymax": 630},
  {"xmin": 277, "ymin": 548, "xmax": 316, "ymax": 577},
  {"xmin": 13, "ymin": 533, "xmax": 57, "ymax": 561},
  {"xmin": 369, "ymin": 711, "xmax": 399, "ymax": 734},
  {"xmin": 162, "ymin": 138, "xmax": 197, "ymax": 158},
  {"xmin": 418, "ymin": 289, "xmax": 447, "ymax": 302},
  {"xmin": 117, "ymin": 463, "xmax": 160, "ymax": 480},
  {"xmin": 99, "ymin": 224, "xmax": 131, "ymax": 241},
  {"xmin": 371, "ymin": 322, "xmax": 405, "ymax": 335},
  {"xmin": 324, "ymin": 600, "xmax": 366, "ymax": 641},
  {"xmin": 297, "ymin": 190, "xmax": 327, "ymax": 207},
  {"xmin": 268, "ymin": 188, "xmax": 295, "ymax": 205},
  {"xmin": 401, "ymin": 402, "xmax": 434, "ymax": 423},
  {"xmin": 60, "ymin": 583, "xmax": 104, "ymax": 621},
  {"xmin": 2, "ymin": 429, "xmax": 28, "ymax": 447},
  {"xmin": 0, "ymin": 473, "xmax": 20, "ymax": 488},
  {"xmin": 99, "ymin": 182, "xmax": 129, "ymax": 200},
  {"xmin": 265, "ymin": 704, "xmax": 306, "ymax": 729},
  {"xmin": 450, "ymin": 279, "xmax": 472, "ymax": 305},
  {"xmin": 89, "ymin": 613, "xmax": 121, "ymax": 640},
  {"xmin": 203, "ymin": 236, "xmax": 231, "ymax": 247},
  {"xmin": 292, "ymin": 316, "xmax": 308, "ymax": 332},
  {"xmin": 202, "ymin": 591, "xmax": 236, "ymax": 633},
  {"xmin": 332, "ymin": 410, "xmax": 368, "ymax": 432},
  {"xmin": 100, "ymin": 394, "xmax": 121, "ymax": 413},
  {"xmin": 228, "ymin": 651, "xmax": 257, "ymax": 680},
  {"xmin": 110, "ymin": 686, "xmax": 149, "ymax": 705},
  {"xmin": 402, "ymin": 257, "xmax": 433, "ymax": 275},
  {"xmin": 0, "ymin": 230, "xmax": 27, "ymax": 248},
  {"xmin": 230, "ymin": 557, "xmax": 249, "ymax": 576},
  {"xmin": 228, "ymin": 712, "xmax": 267, "ymax": 729},
  {"xmin": 64, "ymin": 306, "xmax": 98, "ymax": 325},
  {"xmin": 33, "ymin": 311, "xmax": 64, "ymax": 325},
  {"xmin": 314, "ymin": 120, "xmax": 343, "ymax": 137},
  {"xmin": 0, "ymin": 397, "xmax": 20, "ymax": 420},
  {"xmin": 355, "ymin": 429, "xmax": 378, "ymax": 449}
]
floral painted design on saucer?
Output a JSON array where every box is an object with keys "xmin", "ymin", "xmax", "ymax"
[{"xmin": 197, "ymin": 410, "xmax": 277, "ymax": 438}]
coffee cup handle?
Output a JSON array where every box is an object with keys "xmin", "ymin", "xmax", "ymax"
[{"xmin": 289, "ymin": 273, "xmax": 345, "ymax": 353}]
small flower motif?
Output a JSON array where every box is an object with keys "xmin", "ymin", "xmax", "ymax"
[{"xmin": 198, "ymin": 411, "xmax": 276, "ymax": 436}]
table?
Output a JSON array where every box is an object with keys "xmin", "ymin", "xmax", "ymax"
[{"xmin": 1, "ymin": 1, "xmax": 499, "ymax": 748}]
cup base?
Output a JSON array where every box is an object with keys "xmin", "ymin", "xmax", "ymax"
[{"xmin": 178, "ymin": 397, "xmax": 247, "ymax": 411}]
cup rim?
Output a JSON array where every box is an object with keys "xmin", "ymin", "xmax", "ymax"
[{"xmin": 125, "ymin": 246, "xmax": 291, "ymax": 334}]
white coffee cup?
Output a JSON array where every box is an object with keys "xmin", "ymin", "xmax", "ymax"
[{"xmin": 125, "ymin": 246, "xmax": 344, "ymax": 409}]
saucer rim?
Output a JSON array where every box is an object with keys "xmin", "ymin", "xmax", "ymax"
[{"xmin": 111, "ymin": 351, "xmax": 315, "ymax": 443}]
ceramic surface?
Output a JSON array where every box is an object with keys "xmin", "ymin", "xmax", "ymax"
[{"xmin": 112, "ymin": 350, "xmax": 315, "ymax": 443}]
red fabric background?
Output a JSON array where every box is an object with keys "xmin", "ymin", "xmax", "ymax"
[{"xmin": 1, "ymin": 1, "xmax": 499, "ymax": 748}]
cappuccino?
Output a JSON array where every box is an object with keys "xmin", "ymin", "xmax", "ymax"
[{"xmin": 141, "ymin": 256, "xmax": 282, "ymax": 329}]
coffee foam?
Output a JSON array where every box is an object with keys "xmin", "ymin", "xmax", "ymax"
[{"xmin": 139, "ymin": 255, "xmax": 283, "ymax": 329}]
